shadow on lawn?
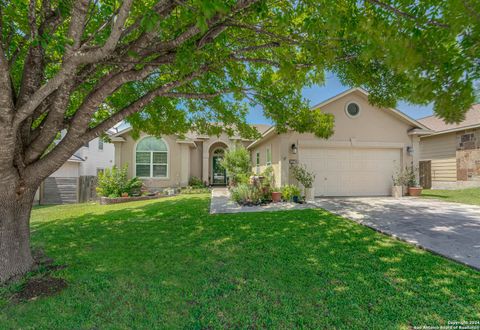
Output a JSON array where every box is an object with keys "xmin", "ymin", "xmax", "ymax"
[{"xmin": 20, "ymin": 195, "xmax": 480, "ymax": 328}]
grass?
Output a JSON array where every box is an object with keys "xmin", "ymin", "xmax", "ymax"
[
  {"xmin": 1, "ymin": 194, "xmax": 479, "ymax": 329},
  {"xmin": 421, "ymin": 187, "xmax": 480, "ymax": 206}
]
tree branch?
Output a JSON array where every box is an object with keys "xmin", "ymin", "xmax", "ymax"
[
  {"xmin": 366, "ymin": 0, "xmax": 450, "ymax": 28},
  {"xmin": 27, "ymin": 64, "xmax": 212, "ymax": 181},
  {"xmin": 13, "ymin": 0, "xmax": 134, "ymax": 129}
]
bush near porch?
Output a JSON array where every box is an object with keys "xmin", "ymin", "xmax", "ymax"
[{"xmin": 1, "ymin": 195, "xmax": 479, "ymax": 328}]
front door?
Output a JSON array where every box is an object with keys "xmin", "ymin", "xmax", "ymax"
[{"xmin": 212, "ymin": 155, "xmax": 226, "ymax": 185}]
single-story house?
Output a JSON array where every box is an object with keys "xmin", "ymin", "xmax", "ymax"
[
  {"xmin": 111, "ymin": 124, "xmax": 270, "ymax": 189},
  {"xmin": 112, "ymin": 88, "xmax": 432, "ymax": 197},
  {"xmin": 418, "ymin": 104, "xmax": 480, "ymax": 190}
]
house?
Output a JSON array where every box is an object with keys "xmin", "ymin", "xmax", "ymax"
[
  {"xmin": 247, "ymin": 88, "xmax": 430, "ymax": 196},
  {"xmin": 36, "ymin": 135, "xmax": 115, "ymax": 204},
  {"xmin": 111, "ymin": 125, "xmax": 270, "ymax": 189},
  {"xmin": 112, "ymin": 88, "xmax": 431, "ymax": 197},
  {"xmin": 418, "ymin": 104, "xmax": 480, "ymax": 189}
]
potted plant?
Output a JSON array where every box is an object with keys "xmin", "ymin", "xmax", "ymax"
[
  {"xmin": 271, "ymin": 191, "xmax": 282, "ymax": 203},
  {"xmin": 405, "ymin": 166, "xmax": 423, "ymax": 196},
  {"xmin": 281, "ymin": 185, "xmax": 301, "ymax": 202},
  {"xmin": 391, "ymin": 168, "xmax": 404, "ymax": 198},
  {"xmin": 290, "ymin": 164, "xmax": 316, "ymax": 202},
  {"xmin": 121, "ymin": 192, "xmax": 129, "ymax": 198}
]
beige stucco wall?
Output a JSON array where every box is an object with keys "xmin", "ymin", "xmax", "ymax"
[
  {"xmin": 249, "ymin": 133, "xmax": 282, "ymax": 187},
  {"xmin": 250, "ymin": 90, "xmax": 417, "ymax": 187},
  {"xmin": 189, "ymin": 141, "xmax": 203, "ymax": 181},
  {"xmin": 113, "ymin": 131, "xmax": 256, "ymax": 188},
  {"xmin": 113, "ymin": 133, "xmax": 190, "ymax": 190}
]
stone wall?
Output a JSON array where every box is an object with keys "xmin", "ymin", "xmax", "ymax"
[
  {"xmin": 457, "ymin": 149, "xmax": 480, "ymax": 182},
  {"xmin": 455, "ymin": 128, "xmax": 480, "ymax": 183}
]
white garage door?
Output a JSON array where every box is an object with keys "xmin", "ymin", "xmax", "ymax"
[{"xmin": 299, "ymin": 148, "xmax": 401, "ymax": 197}]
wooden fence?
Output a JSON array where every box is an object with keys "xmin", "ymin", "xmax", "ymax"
[{"xmin": 39, "ymin": 176, "xmax": 97, "ymax": 205}]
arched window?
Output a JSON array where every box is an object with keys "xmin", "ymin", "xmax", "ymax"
[{"xmin": 135, "ymin": 137, "xmax": 168, "ymax": 178}]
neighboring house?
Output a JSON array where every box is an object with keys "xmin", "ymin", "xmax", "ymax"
[
  {"xmin": 49, "ymin": 136, "xmax": 115, "ymax": 178},
  {"xmin": 37, "ymin": 135, "xmax": 115, "ymax": 204},
  {"xmin": 418, "ymin": 104, "xmax": 480, "ymax": 189},
  {"xmin": 112, "ymin": 88, "xmax": 430, "ymax": 197}
]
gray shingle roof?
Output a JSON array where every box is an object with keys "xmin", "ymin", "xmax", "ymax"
[{"xmin": 418, "ymin": 104, "xmax": 480, "ymax": 132}]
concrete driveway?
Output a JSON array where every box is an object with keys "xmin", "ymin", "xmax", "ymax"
[{"xmin": 315, "ymin": 197, "xmax": 480, "ymax": 270}]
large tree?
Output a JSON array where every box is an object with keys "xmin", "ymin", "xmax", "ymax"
[{"xmin": 0, "ymin": 0, "xmax": 478, "ymax": 282}]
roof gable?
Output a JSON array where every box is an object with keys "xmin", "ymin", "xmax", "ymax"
[{"xmin": 312, "ymin": 88, "xmax": 428, "ymax": 130}]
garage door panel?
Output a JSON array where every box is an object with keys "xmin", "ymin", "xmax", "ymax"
[{"xmin": 299, "ymin": 147, "xmax": 401, "ymax": 197}]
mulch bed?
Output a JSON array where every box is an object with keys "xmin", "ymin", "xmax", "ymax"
[
  {"xmin": 12, "ymin": 277, "xmax": 68, "ymax": 302},
  {"xmin": 3, "ymin": 249, "xmax": 68, "ymax": 303},
  {"xmin": 99, "ymin": 194, "xmax": 174, "ymax": 205}
]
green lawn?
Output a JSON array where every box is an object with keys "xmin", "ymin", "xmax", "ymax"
[
  {"xmin": 1, "ymin": 195, "xmax": 479, "ymax": 329},
  {"xmin": 421, "ymin": 187, "xmax": 480, "ymax": 206}
]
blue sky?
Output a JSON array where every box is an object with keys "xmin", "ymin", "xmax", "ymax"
[{"xmin": 246, "ymin": 72, "xmax": 434, "ymax": 125}]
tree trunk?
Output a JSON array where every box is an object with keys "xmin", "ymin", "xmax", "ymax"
[{"xmin": 0, "ymin": 180, "xmax": 37, "ymax": 284}]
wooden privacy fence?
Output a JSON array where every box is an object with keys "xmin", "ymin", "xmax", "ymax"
[{"xmin": 39, "ymin": 176, "xmax": 97, "ymax": 205}]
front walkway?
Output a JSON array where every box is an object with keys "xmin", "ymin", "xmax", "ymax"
[{"xmin": 209, "ymin": 188, "xmax": 316, "ymax": 214}]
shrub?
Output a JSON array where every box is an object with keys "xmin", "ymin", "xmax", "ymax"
[
  {"xmin": 392, "ymin": 166, "xmax": 418, "ymax": 187},
  {"xmin": 96, "ymin": 165, "xmax": 143, "ymax": 197},
  {"xmin": 404, "ymin": 166, "xmax": 418, "ymax": 187},
  {"xmin": 231, "ymin": 183, "xmax": 263, "ymax": 205},
  {"xmin": 261, "ymin": 166, "xmax": 275, "ymax": 188},
  {"xmin": 290, "ymin": 164, "xmax": 315, "ymax": 188},
  {"xmin": 236, "ymin": 172, "xmax": 251, "ymax": 185},
  {"xmin": 281, "ymin": 185, "xmax": 301, "ymax": 201},
  {"xmin": 220, "ymin": 147, "xmax": 252, "ymax": 186},
  {"xmin": 125, "ymin": 177, "xmax": 143, "ymax": 196},
  {"xmin": 188, "ymin": 176, "xmax": 205, "ymax": 188}
]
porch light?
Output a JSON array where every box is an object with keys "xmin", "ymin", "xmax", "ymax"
[
  {"xmin": 291, "ymin": 143, "xmax": 297, "ymax": 154},
  {"xmin": 407, "ymin": 146, "xmax": 414, "ymax": 156}
]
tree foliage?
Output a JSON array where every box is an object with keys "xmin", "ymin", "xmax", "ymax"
[{"xmin": 220, "ymin": 146, "xmax": 251, "ymax": 185}]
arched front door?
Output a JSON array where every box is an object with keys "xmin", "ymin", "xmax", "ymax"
[{"xmin": 212, "ymin": 148, "xmax": 227, "ymax": 185}]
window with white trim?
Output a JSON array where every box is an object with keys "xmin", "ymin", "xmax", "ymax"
[
  {"xmin": 98, "ymin": 139, "xmax": 104, "ymax": 151},
  {"xmin": 136, "ymin": 137, "xmax": 168, "ymax": 178},
  {"xmin": 266, "ymin": 145, "xmax": 272, "ymax": 166},
  {"xmin": 256, "ymin": 152, "xmax": 260, "ymax": 174}
]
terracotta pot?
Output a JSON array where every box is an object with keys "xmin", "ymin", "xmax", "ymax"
[
  {"xmin": 408, "ymin": 187, "xmax": 422, "ymax": 196},
  {"xmin": 272, "ymin": 192, "xmax": 282, "ymax": 203},
  {"xmin": 121, "ymin": 192, "xmax": 129, "ymax": 198},
  {"xmin": 392, "ymin": 186, "xmax": 403, "ymax": 198}
]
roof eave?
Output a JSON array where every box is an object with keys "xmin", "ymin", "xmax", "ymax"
[
  {"xmin": 421, "ymin": 123, "xmax": 480, "ymax": 137},
  {"xmin": 247, "ymin": 126, "xmax": 277, "ymax": 150}
]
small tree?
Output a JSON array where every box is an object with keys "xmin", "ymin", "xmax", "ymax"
[
  {"xmin": 290, "ymin": 164, "xmax": 315, "ymax": 189},
  {"xmin": 220, "ymin": 147, "xmax": 251, "ymax": 186},
  {"xmin": 97, "ymin": 165, "xmax": 143, "ymax": 197}
]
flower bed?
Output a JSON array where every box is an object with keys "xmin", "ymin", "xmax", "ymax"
[{"xmin": 99, "ymin": 194, "xmax": 169, "ymax": 205}]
